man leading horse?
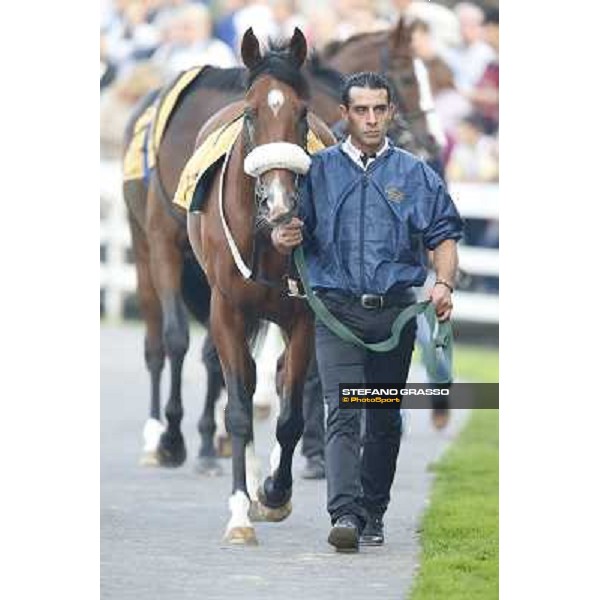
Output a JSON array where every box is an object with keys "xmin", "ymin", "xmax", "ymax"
[{"xmin": 272, "ymin": 71, "xmax": 463, "ymax": 552}]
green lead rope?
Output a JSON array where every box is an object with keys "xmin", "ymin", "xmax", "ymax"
[{"xmin": 293, "ymin": 246, "xmax": 453, "ymax": 384}]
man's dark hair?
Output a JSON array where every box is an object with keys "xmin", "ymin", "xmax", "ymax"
[
  {"xmin": 341, "ymin": 72, "xmax": 393, "ymax": 107},
  {"xmin": 483, "ymin": 7, "xmax": 499, "ymax": 26}
]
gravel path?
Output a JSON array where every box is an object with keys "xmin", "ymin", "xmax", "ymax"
[{"xmin": 101, "ymin": 324, "xmax": 468, "ymax": 600}]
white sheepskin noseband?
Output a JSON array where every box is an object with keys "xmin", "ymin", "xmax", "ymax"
[{"xmin": 243, "ymin": 142, "xmax": 311, "ymax": 177}]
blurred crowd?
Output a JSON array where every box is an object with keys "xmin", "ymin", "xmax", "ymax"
[{"xmin": 100, "ymin": 0, "xmax": 499, "ymax": 189}]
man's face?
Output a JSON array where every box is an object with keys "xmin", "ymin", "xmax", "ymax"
[{"xmin": 340, "ymin": 87, "xmax": 394, "ymax": 153}]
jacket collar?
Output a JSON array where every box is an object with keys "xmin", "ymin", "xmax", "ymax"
[{"xmin": 341, "ymin": 136, "xmax": 390, "ymax": 170}]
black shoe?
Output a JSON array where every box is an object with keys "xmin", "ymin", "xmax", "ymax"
[
  {"xmin": 328, "ymin": 515, "xmax": 360, "ymax": 552},
  {"xmin": 301, "ymin": 456, "xmax": 325, "ymax": 480},
  {"xmin": 360, "ymin": 514, "xmax": 384, "ymax": 546}
]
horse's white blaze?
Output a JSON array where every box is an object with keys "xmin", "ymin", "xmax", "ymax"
[
  {"xmin": 413, "ymin": 58, "xmax": 447, "ymax": 148},
  {"xmin": 142, "ymin": 418, "xmax": 165, "ymax": 452},
  {"xmin": 267, "ymin": 88, "xmax": 285, "ymax": 117},
  {"xmin": 226, "ymin": 490, "xmax": 253, "ymax": 531},
  {"xmin": 268, "ymin": 173, "xmax": 288, "ymax": 217},
  {"xmin": 269, "ymin": 442, "xmax": 281, "ymax": 476},
  {"xmin": 245, "ymin": 442, "xmax": 262, "ymax": 502}
]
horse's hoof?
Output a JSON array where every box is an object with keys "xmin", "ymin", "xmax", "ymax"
[
  {"xmin": 249, "ymin": 500, "xmax": 292, "ymax": 522},
  {"xmin": 157, "ymin": 432, "xmax": 187, "ymax": 467},
  {"xmin": 139, "ymin": 451, "xmax": 160, "ymax": 467},
  {"xmin": 195, "ymin": 456, "xmax": 223, "ymax": 476},
  {"xmin": 223, "ymin": 526, "xmax": 258, "ymax": 545},
  {"xmin": 216, "ymin": 435, "xmax": 232, "ymax": 458},
  {"xmin": 253, "ymin": 403, "xmax": 272, "ymax": 421},
  {"xmin": 431, "ymin": 409, "xmax": 451, "ymax": 431},
  {"xmin": 257, "ymin": 476, "xmax": 293, "ymax": 511}
]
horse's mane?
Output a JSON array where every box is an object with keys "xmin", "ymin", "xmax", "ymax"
[
  {"xmin": 304, "ymin": 53, "xmax": 345, "ymax": 101},
  {"xmin": 186, "ymin": 66, "xmax": 247, "ymax": 94},
  {"xmin": 246, "ymin": 39, "xmax": 310, "ymax": 99},
  {"xmin": 320, "ymin": 30, "xmax": 389, "ymax": 61}
]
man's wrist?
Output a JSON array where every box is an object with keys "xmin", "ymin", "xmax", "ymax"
[{"xmin": 434, "ymin": 279, "xmax": 454, "ymax": 293}]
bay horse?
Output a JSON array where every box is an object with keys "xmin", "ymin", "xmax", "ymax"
[
  {"xmin": 322, "ymin": 15, "xmax": 446, "ymax": 172},
  {"xmin": 122, "ymin": 18, "xmax": 446, "ymax": 477},
  {"xmin": 123, "ymin": 43, "xmax": 341, "ymax": 473},
  {"xmin": 186, "ymin": 28, "xmax": 331, "ymax": 544}
]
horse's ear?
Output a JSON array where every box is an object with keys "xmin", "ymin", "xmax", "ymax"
[
  {"xmin": 289, "ymin": 27, "xmax": 307, "ymax": 68},
  {"xmin": 241, "ymin": 28, "xmax": 262, "ymax": 70},
  {"xmin": 390, "ymin": 16, "xmax": 412, "ymax": 48}
]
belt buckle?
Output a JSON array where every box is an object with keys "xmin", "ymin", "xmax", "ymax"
[{"xmin": 360, "ymin": 293, "xmax": 383, "ymax": 309}]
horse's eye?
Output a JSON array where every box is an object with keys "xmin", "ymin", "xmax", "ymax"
[{"xmin": 401, "ymin": 76, "xmax": 416, "ymax": 86}]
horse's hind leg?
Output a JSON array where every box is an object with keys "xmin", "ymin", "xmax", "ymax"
[
  {"xmin": 210, "ymin": 291, "xmax": 257, "ymax": 544},
  {"xmin": 126, "ymin": 201, "xmax": 166, "ymax": 466},
  {"xmin": 196, "ymin": 333, "xmax": 224, "ymax": 475},
  {"xmin": 148, "ymin": 235, "xmax": 189, "ymax": 468},
  {"xmin": 259, "ymin": 312, "xmax": 313, "ymax": 519}
]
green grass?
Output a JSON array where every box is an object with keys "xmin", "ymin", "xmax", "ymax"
[
  {"xmin": 453, "ymin": 345, "xmax": 499, "ymax": 383},
  {"xmin": 409, "ymin": 409, "xmax": 499, "ymax": 600},
  {"xmin": 414, "ymin": 344, "xmax": 499, "ymax": 383}
]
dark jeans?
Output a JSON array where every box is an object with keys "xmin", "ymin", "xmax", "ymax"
[{"xmin": 314, "ymin": 292, "xmax": 417, "ymax": 527}]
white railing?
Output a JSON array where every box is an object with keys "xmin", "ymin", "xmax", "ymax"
[
  {"xmin": 100, "ymin": 161, "xmax": 136, "ymax": 320},
  {"xmin": 450, "ymin": 182, "xmax": 499, "ymax": 325},
  {"xmin": 100, "ymin": 163, "xmax": 499, "ymax": 324}
]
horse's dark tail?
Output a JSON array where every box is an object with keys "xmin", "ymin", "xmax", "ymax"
[{"xmin": 181, "ymin": 255, "xmax": 211, "ymax": 326}]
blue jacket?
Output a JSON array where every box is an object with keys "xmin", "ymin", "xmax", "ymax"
[{"xmin": 299, "ymin": 143, "xmax": 463, "ymax": 295}]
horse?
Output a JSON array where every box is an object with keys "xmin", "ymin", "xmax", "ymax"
[
  {"xmin": 185, "ymin": 28, "xmax": 334, "ymax": 544},
  {"xmin": 321, "ymin": 15, "xmax": 446, "ymax": 173},
  {"xmin": 122, "ymin": 17, "xmax": 448, "ymax": 476},
  {"xmin": 123, "ymin": 36, "xmax": 343, "ymax": 474}
]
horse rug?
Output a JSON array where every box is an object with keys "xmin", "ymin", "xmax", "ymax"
[
  {"xmin": 122, "ymin": 66, "xmax": 205, "ymax": 182},
  {"xmin": 173, "ymin": 114, "xmax": 327, "ymax": 211}
]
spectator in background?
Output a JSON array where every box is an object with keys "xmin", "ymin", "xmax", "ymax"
[
  {"xmin": 306, "ymin": 3, "xmax": 339, "ymax": 51},
  {"xmin": 467, "ymin": 7, "xmax": 499, "ymax": 135},
  {"xmin": 410, "ymin": 18, "xmax": 471, "ymax": 142},
  {"xmin": 102, "ymin": 0, "xmax": 161, "ymax": 71},
  {"xmin": 271, "ymin": 0, "xmax": 310, "ymax": 43},
  {"xmin": 394, "ymin": 0, "xmax": 461, "ymax": 49},
  {"xmin": 446, "ymin": 114, "xmax": 498, "ymax": 254},
  {"xmin": 332, "ymin": 0, "xmax": 389, "ymax": 41},
  {"xmin": 214, "ymin": 0, "xmax": 247, "ymax": 52},
  {"xmin": 446, "ymin": 114, "xmax": 498, "ymax": 183},
  {"xmin": 232, "ymin": 0, "xmax": 278, "ymax": 51},
  {"xmin": 101, "ymin": 32, "xmax": 119, "ymax": 90},
  {"xmin": 100, "ymin": 62, "xmax": 164, "ymax": 158},
  {"xmin": 153, "ymin": 3, "xmax": 238, "ymax": 76},
  {"xmin": 441, "ymin": 2, "xmax": 495, "ymax": 93}
]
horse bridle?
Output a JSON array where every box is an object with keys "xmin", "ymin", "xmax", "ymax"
[
  {"xmin": 379, "ymin": 42, "xmax": 439, "ymax": 160},
  {"xmin": 215, "ymin": 105, "xmax": 310, "ymax": 294},
  {"xmin": 242, "ymin": 106, "xmax": 309, "ymax": 228}
]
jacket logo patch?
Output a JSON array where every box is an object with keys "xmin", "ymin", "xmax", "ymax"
[{"xmin": 385, "ymin": 185, "xmax": 405, "ymax": 203}]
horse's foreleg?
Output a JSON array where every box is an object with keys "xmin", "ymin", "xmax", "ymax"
[
  {"xmin": 128, "ymin": 212, "xmax": 166, "ymax": 466},
  {"xmin": 196, "ymin": 333, "xmax": 224, "ymax": 475},
  {"xmin": 259, "ymin": 313, "xmax": 313, "ymax": 517},
  {"xmin": 150, "ymin": 239, "xmax": 189, "ymax": 468},
  {"xmin": 210, "ymin": 292, "xmax": 257, "ymax": 544}
]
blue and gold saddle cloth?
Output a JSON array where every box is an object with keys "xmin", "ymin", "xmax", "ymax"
[{"xmin": 122, "ymin": 66, "xmax": 205, "ymax": 183}]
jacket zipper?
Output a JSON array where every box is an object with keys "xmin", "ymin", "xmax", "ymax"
[{"xmin": 360, "ymin": 175, "xmax": 367, "ymax": 292}]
